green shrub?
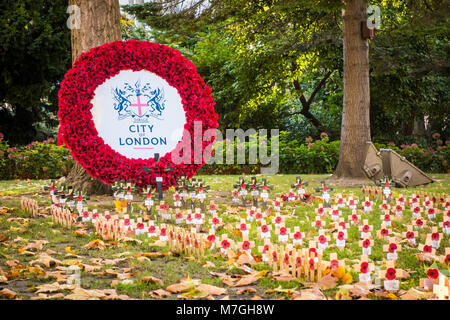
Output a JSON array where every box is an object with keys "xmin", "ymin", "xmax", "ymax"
[{"xmin": 0, "ymin": 137, "xmax": 73, "ymax": 179}]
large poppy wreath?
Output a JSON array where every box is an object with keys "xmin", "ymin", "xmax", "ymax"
[{"xmin": 58, "ymin": 40, "xmax": 219, "ymax": 189}]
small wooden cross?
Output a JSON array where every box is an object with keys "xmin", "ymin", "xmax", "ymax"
[
  {"xmin": 359, "ymin": 237, "xmax": 374, "ymax": 256},
  {"xmin": 353, "ymin": 255, "xmax": 375, "ymax": 283},
  {"xmin": 276, "ymin": 224, "xmax": 290, "ymax": 244},
  {"xmin": 325, "ymin": 252, "xmax": 345, "ymax": 271},
  {"xmin": 315, "ymin": 230, "xmax": 331, "ymax": 250},
  {"xmin": 418, "ymin": 238, "xmax": 436, "ymax": 255},
  {"xmin": 363, "ymin": 197, "xmax": 374, "ymax": 212},
  {"xmin": 290, "ymin": 226, "xmax": 304, "ymax": 247},
  {"xmin": 258, "ymin": 220, "xmax": 272, "ymax": 239},
  {"xmin": 383, "ymin": 236, "xmax": 402, "ymax": 261},
  {"xmin": 376, "ymin": 223, "xmax": 392, "ymax": 239},
  {"xmin": 359, "ymin": 219, "xmax": 374, "ymax": 239},
  {"xmin": 432, "ymin": 273, "xmax": 449, "ymax": 300},
  {"xmin": 348, "ymin": 210, "xmax": 361, "ymax": 226}
]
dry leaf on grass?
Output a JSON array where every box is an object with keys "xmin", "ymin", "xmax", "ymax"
[
  {"xmin": 196, "ymin": 284, "xmax": 227, "ymax": 296},
  {"xmin": 141, "ymin": 276, "xmax": 163, "ymax": 286},
  {"xmin": 30, "ymin": 253, "xmax": 62, "ymax": 268},
  {"xmin": 84, "ymin": 240, "xmax": 106, "ymax": 250},
  {"xmin": 315, "ymin": 274, "xmax": 338, "ymax": 290},
  {"xmin": 139, "ymin": 252, "xmax": 171, "ymax": 258},
  {"xmin": 236, "ymin": 287, "xmax": 257, "ymax": 295},
  {"xmin": 166, "ymin": 277, "xmax": 201, "ymax": 293},
  {"xmin": 0, "ymin": 288, "xmax": 17, "ymax": 299},
  {"xmin": 232, "ymin": 270, "xmax": 269, "ymax": 287},
  {"xmin": 272, "ymin": 271, "xmax": 297, "ymax": 282},
  {"xmin": 236, "ymin": 252, "xmax": 256, "ymax": 266},
  {"xmin": 292, "ymin": 288, "xmax": 327, "ymax": 300},
  {"xmin": 400, "ymin": 288, "xmax": 433, "ymax": 300},
  {"xmin": 202, "ymin": 261, "xmax": 216, "ymax": 268},
  {"xmin": 35, "ymin": 282, "xmax": 76, "ymax": 294},
  {"xmin": 149, "ymin": 289, "xmax": 171, "ymax": 298},
  {"xmin": 30, "ymin": 293, "xmax": 65, "ymax": 300},
  {"xmin": 5, "ymin": 260, "xmax": 21, "ymax": 268}
]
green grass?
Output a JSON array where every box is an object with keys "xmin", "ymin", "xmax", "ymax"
[{"xmin": 0, "ymin": 174, "xmax": 449, "ymax": 300}]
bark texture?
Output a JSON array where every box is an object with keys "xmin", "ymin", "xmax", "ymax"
[
  {"xmin": 65, "ymin": 0, "xmax": 122, "ymax": 195},
  {"xmin": 329, "ymin": 0, "xmax": 372, "ymax": 187}
]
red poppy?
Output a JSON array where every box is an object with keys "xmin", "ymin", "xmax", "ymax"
[
  {"xmin": 294, "ymin": 232, "xmax": 302, "ymax": 240},
  {"xmin": 330, "ymin": 259, "xmax": 339, "ymax": 270},
  {"xmin": 360, "ymin": 262, "xmax": 369, "ymax": 274},
  {"xmin": 427, "ymin": 268, "xmax": 439, "ymax": 279},
  {"xmin": 337, "ymin": 231, "xmax": 345, "ymax": 241},
  {"xmin": 445, "ymin": 254, "xmax": 450, "ymax": 265},
  {"xmin": 275, "ymin": 201, "xmax": 281, "ymax": 207},
  {"xmin": 425, "ymin": 201, "xmax": 431, "ymax": 206},
  {"xmin": 83, "ymin": 211, "xmax": 89, "ymax": 218},
  {"xmin": 272, "ymin": 251, "xmax": 277, "ymax": 262},
  {"xmin": 240, "ymin": 223, "xmax": 247, "ymax": 231},
  {"xmin": 365, "ymin": 201, "xmax": 371, "ymax": 207},
  {"xmin": 384, "ymin": 214, "xmax": 390, "ymax": 221},
  {"xmin": 207, "ymin": 235, "xmax": 215, "ymax": 242},
  {"xmin": 352, "ymin": 214, "xmax": 358, "ymax": 221},
  {"xmin": 218, "ymin": 239, "xmax": 229, "ymax": 249},
  {"xmin": 279, "ymin": 227, "xmax": 287, "ymax": 236},
  {"xmin": 431, "ymin": 232, "xmax": 439, "ymax": 241},
  {"xmin": 309, "ymin": 248, "xmax": 317, "ymax": 257},
  {"xmin": 428, "ymin": 208, "xmax": 435, "ymax": 215},
  {"xmin": 275, "ymin": 216, "xmax": 282, "ymax": 224},
  {"xmin": 242, "ymin": 241, "xmax": 250, "ymax": 250},
  {"xmin": 195, "ymin": 213, "xmax": 202, "ymax": 220},
  {"xmin": 385, "ymin": 268, "xmax": 396, "ymax": 280},
  {"xmin": 362, "ymin": 239, "xmax": 371, "ymax": 248},
  {"xmin": 319, "ymin": 235, "xmax": 327, "ymax": 244},
  {"xmin": 263, "ymin": 244, "xmax": 269, "ymax": 253},
  {"xmin": 209, "ymin": 204, "xmax": 216, "ymax": 210},
  {"xmin": 444, "ymin": 221, "xmax": 450, "ymax": 228},
  {"xmin": 105, "ymin": 215, "xmax": 111, "ymax": 220},
  {"xmin": 318, "ymin": 208, "xmax": 324, "ymax": 214},
  {"xmin": 57, "ymin": 41, "xmax": 218, "ymax": 189},
  {"xmin": 137, "ymin": 223, "xmax": 144, "ymax": 229},
  {"xmin": 363, "ymin": 225, "xmax": 370, "ymax": 233},
  {"xmin": 349, "ymin": 200, "xmax": 355, "ymax": 205},
  {"xmin": 416, "ymin": 219, "xmax": 423, "ymax": 227},
  {"xmin": 124, "ymin": 219, "xmax": 130, "ymax": 226},
  {"xmin": 381, "ymin": 228, "xmax": 389, "ymax": 236},
  {"xmin": 398, "ymin": 197, "xmax": 405, "ymax": 202},
  {"xmin": 406, "ymin": 231, "xmax": 414, "ymax": 239},
  {"xmin": 194, "ymin": 239, "xmax": 199, "ymax": 248},
  {"xmin": 261, "ymin": 225, "xmax": 269, "ymax": 233},
  {"xmin": 240, "ymin": 184, "xmax": 246, "ymax": 190},
  {"xmin": 77, "ymin": 195, "xmax": 83, "ymax": 201},
  {"xmin": 332, "ymin": 210, "xmax": 339, "ymax": 216},
  {"xmin": 296, "ymin": 257, "xmax": 302, "ymax": 267},
  {"xmin": 396, "ymin": 205, "xmax": 402, "ymax": 212},
  {"xmin": 388, "ymin": 243, "xmax": 397, "ymax": 253},
  {"xmin": 315, "ymin": 220, "xmax": 322, "ymax": 228},
  {"xmin": 256, "ymin": 212, "xmax": 262, "ymax": 219},
  {"xmin": 160, "ymin": 228, "xmax": 166, "ymax": 236},
  {"xmin": 338, "ymin": 198, "xmax": 343, "ymax": 204},
  {"xmin": 382, "ymin": 204, "xmax": 388, "ymax": 210},
  {"xmin": 212, "ymin": 217, "xmax": 220, "ymax": 225},
  {"xmin": 92, "ymin": 213, "xmax": 98, "ymax": 219},
  {"xmin": 148, "ymin": 225, "xmax": 155, "ymax": 233},
  {"xmin": 339, "ymin": 222, "xmax": 346, "ymax": 229},
  {"xmin": 309, "ymin": 258, "xmax": 315, "ymax": 270},
  {"xmin": 176, "ymin": 212, "xmax": 183, "ymax": 219},
  {"xmin": 414, "ymin": 207, "xmax": 421, "ymax": 213},
  {"xmin": 423, "ymin": 245, "xmax": 432, "ymax": 253},
  {"xmin": 249, "ymin": 210, "xmax": 255, "ymax": 216}
]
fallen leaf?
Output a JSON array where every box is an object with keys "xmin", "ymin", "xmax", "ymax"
[
  {"xmin": 84, "ymin": 240, "xmax": 106, "ymax": 250},
  {"xmin": 166, "ymin": 277, "xmax": 201, "ymax": 293},
  {"xmin": 202, "ymin": 261, "xmax": 216, "ymax": 268},
  {"xmin": 314, "ymin": 274, "xmax": 338, "ymax": 290},
  {"xmin": 149, "ymin": 288, "xmax": 171, "ymax": 298},
  {"xmin": 236, "ymin": 287, "xmax": 257, "ymax": 295},
  {"xmin": 196, "ymin": 284, "xmax": 227, "ymax": 296},
  {"xmin": 30, "ymin": 253, "xmax": 62, "ymax": 268},
  {"xmin": 400, "ymin": 287, "xmax": 433, "ymax": 300},
  {"xmin": 0, "ymin": 288, "xmax": 17, "ymax": 299},
  {"xmin": 292, "ymin": 288, "xmax": 327, "ymax": 300},
  {"xmin": 141, "ymin": 276, "xmax": 163, "ymax": 286},
  {"xmin": 272, "ymin": 271, "xmax": 296, "ymax": 282},
  {"xmin": 232, "ymin": 270, "xmax": 269, "ymax": 287}
]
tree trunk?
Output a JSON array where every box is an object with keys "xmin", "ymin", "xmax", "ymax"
[
  {"xmin": 328, "ymin": 0, "xmax": 372, "ymax": 187},
  {"xmin": 64, "ymin": 0, "xmax": 122, "ymax": 195}
]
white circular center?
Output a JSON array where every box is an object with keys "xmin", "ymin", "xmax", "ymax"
[{"xmin": 90, "ymin": 69, "xmax": 186, "ymax": 159}]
